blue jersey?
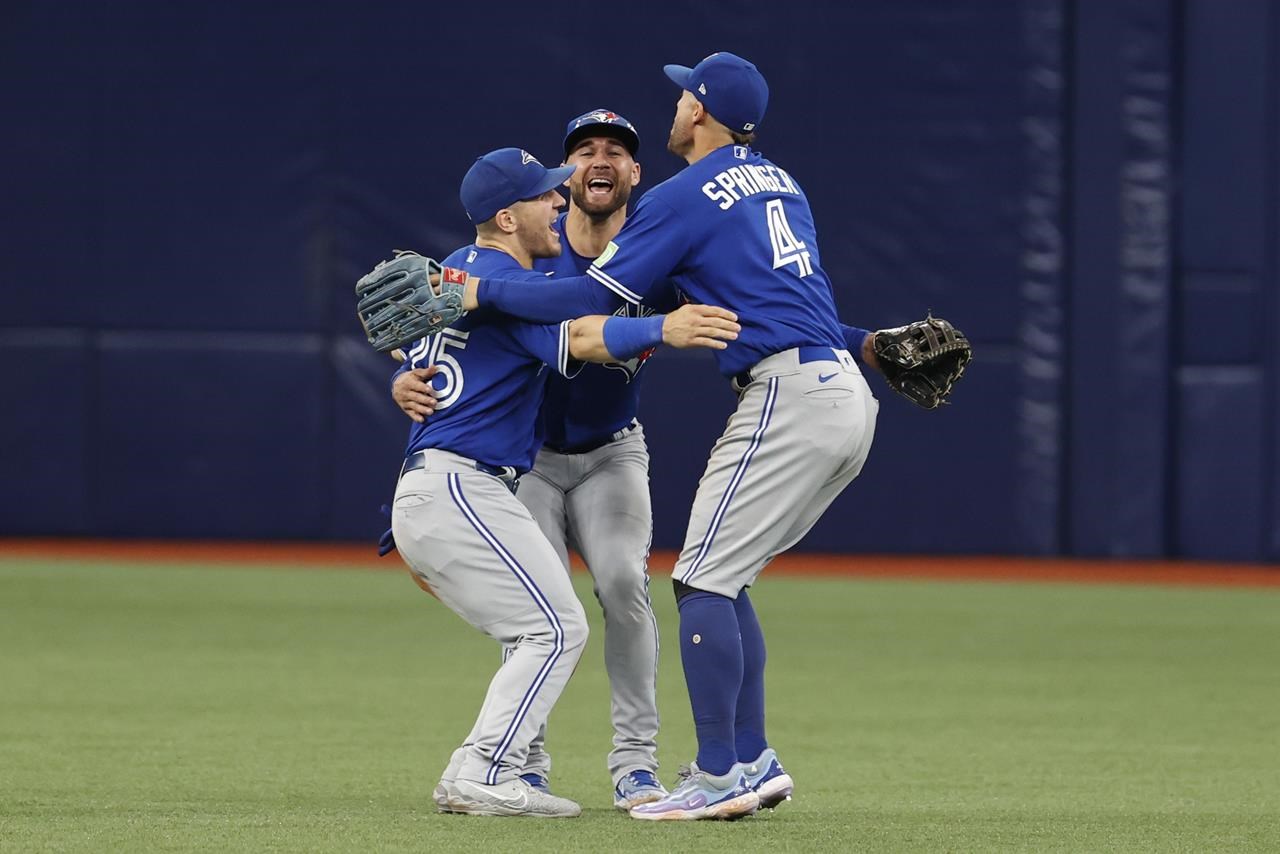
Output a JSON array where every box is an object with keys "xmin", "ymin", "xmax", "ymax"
[
  {"xmin": 534, "ymin": 212, "xmax": 681, "ymax": 451},
  {"xmin": 480, "ymin": 144, "xmax": 847, "ymax": 378},
  {"xmin": 398, "ymin": 246, "xmax": 580, "ymax": 473}
]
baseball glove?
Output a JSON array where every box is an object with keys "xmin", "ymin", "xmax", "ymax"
[
  {"xmin": 872, "ymin": 314, "xmax": 972, "ymax": 410},
  {"xmin": 355, "ymin": 251, "xmax": 466, "ymax": 352}
]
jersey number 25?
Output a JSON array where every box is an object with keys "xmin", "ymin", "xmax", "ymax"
[
  {"xmin": 408, "ymin": 328, "xmax": 469, "ymax": 410},
  {"xmin": 766, "ymin": 199, "xmax": 813, "ymax": 277}
]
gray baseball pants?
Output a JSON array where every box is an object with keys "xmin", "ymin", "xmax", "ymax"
[
  {"xmin": 674, "ymin": 347, "xmax": 879, "ymax": 595},
  {"xmin": 391, "ymin": 449, "xmax": 589, "ymax": 786}
]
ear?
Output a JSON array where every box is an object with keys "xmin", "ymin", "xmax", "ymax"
[
  {"xmin": 494, "ymin": 208, "xmax": 519, "ymax": 234},
  {"xmin": 689, "ymin": 97, "xmax": 708, "ymax": 125},
  {"xmin": 629, "ymin": 161, "xmax": 642, "ymax": 187}
]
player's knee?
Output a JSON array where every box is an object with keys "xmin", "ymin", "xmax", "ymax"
[
  {"xmin": 557, "ymin": 603, "xmax": 590, "ymax": 654},
  {"xmin": 522, "ymin": 599, "xmax": 588, "ymax": 654},
  {"xmin": 591, "ymin": 569, "xmax": 649, "ymax": 611}
]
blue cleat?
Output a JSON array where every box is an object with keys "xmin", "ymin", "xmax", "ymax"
[
  {"xmin": 628, "ymin": 763, "xmax": 759, "ymax": 821},
  {"xmin": 613, "ymin": 769, "xmax": 668, "ymax": 811},
  {"xmin": 742, "ymin": 748, "xmax": 794, "ymax": 809}
]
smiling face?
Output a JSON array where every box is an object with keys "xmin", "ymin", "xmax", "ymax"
[
  {"xmin": 507, "ymin": 188, "xmax": 567, "ymax": 260},
  {"xmin": 565, "ymin": 135, "xmax": 640, "ymax": 219}
]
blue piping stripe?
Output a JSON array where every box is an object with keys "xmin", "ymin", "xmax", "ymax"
[
  {"xmin": 557, "ymin": 320, "xmax": 567, "ymax": 375},
  {"xmin": 680, "ymin": 376, "xmax": 780, "ymax": 584},
  {"xmin": 448, "ymin": 473, "xmax": 565, "ymax": 785}
]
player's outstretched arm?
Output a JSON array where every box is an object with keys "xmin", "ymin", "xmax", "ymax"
[
  {"xmin": 457, "ymin": 272, "xmax": 624, "ymax": 322},
  {"xmin": 460, "ymin": 196, "xmax": 684, "ymax": 321},
  {"xmin": 568, "ymin": 304, "xmax": 740, "ymax": 363}
]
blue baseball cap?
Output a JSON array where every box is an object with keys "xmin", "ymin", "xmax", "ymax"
[
  {"xmin": 459, "ymin": 148, "xmax": 576, "ymax": 223},
  {"xmin": 663, "ymin": 52, "xmax": 769, "ymax": 134},
  {"xmin": 563, "ymin": 109, "xmax": 640, "ymax": 156}
]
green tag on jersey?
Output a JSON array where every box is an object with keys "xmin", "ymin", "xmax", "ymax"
[{"xmin": 594, "ymin": 241, "xmax": 619, "ymax": 267}]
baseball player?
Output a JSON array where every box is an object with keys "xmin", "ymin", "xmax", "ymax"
[
  {"xmin": 386, "ymin": 146, "xmax": 739, "ymax": 817},
  {"xmin": 395, "ymin": 110, "xmax": 676, "ymax": 811},
  {"xmin": 440, "ymin": 53, "xmax": 881, "ymax": 820}
]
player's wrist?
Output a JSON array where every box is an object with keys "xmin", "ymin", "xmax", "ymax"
[
  {"xmin": 603, "ymin": 315, "xmax": 664, "ymax": 360},
  {"xmin": 465, "ymin": 275, "xmax": 482, "ymax": 310},
  {"xmin": 861, "ymin": 332, "xmax": 879, "ymax": 370}
]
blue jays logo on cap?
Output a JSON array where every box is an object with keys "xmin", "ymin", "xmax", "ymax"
[
  {"xmin": 578, "ymin": 110, "xmax": 620, "ymax": 127},
  {"xmin": 663, "ymin": 52, "xmax": 769, "ymax": 135},
  {"xmin": 459, "ymin": 147, "xmax": 576, "ymax": 223},
  {"xmin": 563, "ymin": 108, "xmax": 640, "ymax": 157}
]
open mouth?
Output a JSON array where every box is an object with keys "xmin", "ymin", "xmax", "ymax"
[{"xmin": 586, "ymin": 176, "xmax": 615, "ymax": 197}]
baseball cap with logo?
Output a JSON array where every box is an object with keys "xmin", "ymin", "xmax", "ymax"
[
  {"xmin": 459, "ymin": 148, "xmax": 576, "ymax": 223},
  {"xmin": 663, "ymin": 52, "xmax": 769, "ymax": 134},
  {"xmin": 563, "ymin": 109, "xmax": 641, "ymax": 157}
]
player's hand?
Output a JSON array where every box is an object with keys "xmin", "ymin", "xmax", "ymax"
[
  {"xmin": 661, "ymin": 304, "xmax": 740, "ymax": 350},
  {"xmin": 392, "ymin": 366, "xmax": 440, "ymax": 423}
]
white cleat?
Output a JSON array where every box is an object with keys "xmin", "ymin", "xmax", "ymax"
[
  {"xmin": 433, "ymin": 779, "xmax": 459, "ymax": 813},
  {"xmin": 451, "ymin": 777, "xmax": 582, "ymax": 818}
]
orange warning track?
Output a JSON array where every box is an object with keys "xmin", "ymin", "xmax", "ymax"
[{"xmin": 1, "ymin": 539, "xmax": 1277, "ymax": 588}]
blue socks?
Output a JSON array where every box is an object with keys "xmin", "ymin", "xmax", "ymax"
[
  {"xmin": 733, "ymin": 590, "xmax": 768, "ymax": 763},
  {"xmin": 676, "ymin": 589, "xmax": 742, "ymax": 775},
  {"xmin": 676, "ymin": 587, "xmax": 772, "ymax": 775}
]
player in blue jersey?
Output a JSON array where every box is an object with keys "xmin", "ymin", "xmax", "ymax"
[
  {"xmin": 441, "ymin": 53, "xmax": 883, "ymax": 820},
  {"xmin": 396, "ymin": 110, "xmax": 677, "ymax": 811},
  {"xmin": 386, "ymin": 146, "xmax": 740, "ymax": 818}
]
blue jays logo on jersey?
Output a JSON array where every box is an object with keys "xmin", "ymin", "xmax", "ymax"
[{"xmin": 603, "ymin": 302, "xmax": 657, "ymax": 382}]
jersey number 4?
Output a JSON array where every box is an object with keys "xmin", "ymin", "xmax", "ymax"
[
  {"xmin": 408, "ymin": 328, "xmax": 469, "ymax": 410},
  {"xmin": 766, "ymin": 199, "xmax": 813, "ymax": 277}
]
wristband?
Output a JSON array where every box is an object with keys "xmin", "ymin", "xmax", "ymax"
[{"xmin": 602, "ymin": 315, "xmax": 665, "ymax": 360}]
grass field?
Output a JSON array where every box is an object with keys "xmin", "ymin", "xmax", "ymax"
[{"xmin": 2, "ymin": 557, "xmax": 1278, "ymax": 852}]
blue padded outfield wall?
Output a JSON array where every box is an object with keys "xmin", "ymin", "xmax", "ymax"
[{"xmin": 2, "ymin": 0, "xmax": 1278, "ymax": 561}]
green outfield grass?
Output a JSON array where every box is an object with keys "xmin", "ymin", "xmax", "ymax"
[{"xmin": 1, "ymin": 558, "xmax": 1278, "ymax": 852}]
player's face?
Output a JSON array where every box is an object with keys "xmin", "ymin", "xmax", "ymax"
[
  {"xmin": 667, "ymin": 90, "xmax": 697, "ymax": 157},
  {"xmin": 565, "ymin": 136, "xmax": 640, "ymax": 218},
  {"xmin": 512, "ymin": 188, "xmax": 567, "ymax": 260}
]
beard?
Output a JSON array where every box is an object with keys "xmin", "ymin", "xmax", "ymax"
[
  {"xmin": 526, "ymin": 230, "xmax": 562, "ymax": 260},
  {"xmin": 569, "ymin": 177, "xmax": 632, "ymax": 219},
  {"xmin": 523, "ymin": 225, "xmax": 563, "ymax": 260},
  {"xmin": 667, "ymin": 118, "xmax": 693, "ymax": 157}
]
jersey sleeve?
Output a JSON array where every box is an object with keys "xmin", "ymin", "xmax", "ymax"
[
  {"xmin": 584, "ymin": 194, "xmax": 691, "ymax": 306},
  {"xmin": 389, "ymin": 353, "xmax": 412, "ymax": 394},
  {"xmin": 840, "ymin": 324, "xmax": 871, "ymax": 356},
  {"xmin": 509, "ymin": 320, "xmax": 584, "ymax": 379},
  {"xmin": 478, "ymin": 270, "xmax": 623, "ymax": 322}
]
